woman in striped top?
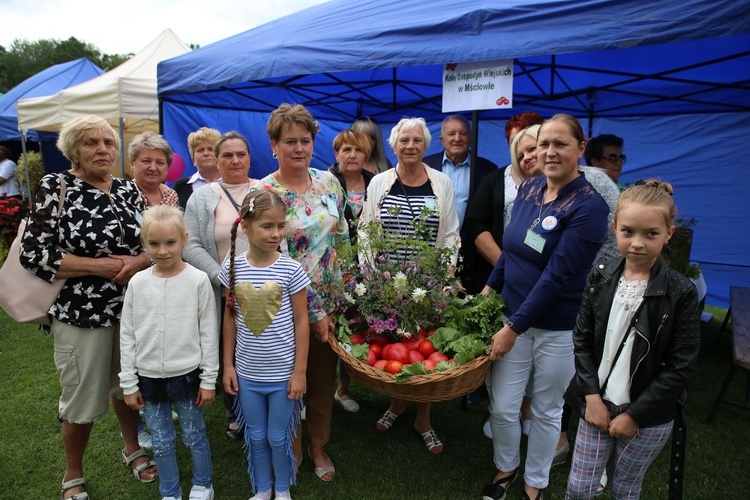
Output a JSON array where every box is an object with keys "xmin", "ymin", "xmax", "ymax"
[
  {"xmin": 360, "ymin": 117, "xmax": 460, "ymax": 454},
  {"xmin": 220, "ymin": 190, "xmax": 310, "ymax": 500}
]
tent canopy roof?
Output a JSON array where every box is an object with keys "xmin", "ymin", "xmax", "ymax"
[
  {"xmin": 18, "ymin": 29, "xmax": 190, "ymax": 133},
  {"xmin": 0, "ymin": 58, "xmax": 103, "ymax": 141},
  {"xmin": 158, "ymin": 0, "xmax": 750, "ymax": 122}
]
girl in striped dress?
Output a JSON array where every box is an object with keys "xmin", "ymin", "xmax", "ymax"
[{"xmin": 220, "ymin": 190, "xmax": 310, "ymax": 500}]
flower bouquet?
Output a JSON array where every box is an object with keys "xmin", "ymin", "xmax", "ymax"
[
  {"xmin": 0, "ymin": 196, "xmax": 28, "ymax": 262},
  {"xmin": 329, "ymin": 206, "xmax": 505, "ymax": 401}
]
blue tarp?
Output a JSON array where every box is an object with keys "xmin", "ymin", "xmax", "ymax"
[
  {"xmin": 157, "ymin": 0, "xmax": 750, "ymax": 307},
  {"xmin": 0, "ymin": 58, "xmax": 103, "ymax": 142}
]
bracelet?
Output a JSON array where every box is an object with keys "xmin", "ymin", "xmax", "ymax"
[{"xmin": 505, "ymin": 319, "xmax": 522, "ymax": 335}]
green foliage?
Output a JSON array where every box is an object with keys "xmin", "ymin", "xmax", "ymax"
[
  {"xmin": 15, "ymin": 151, "xmax": 46, "ymax": 198},
  {"xmin": 663, "ymin": 218, "xmax": 701, "ymax": 279},
  {"xmin": 0, "ymin": 307, "xmax": 747, "ymax": 498},
  {"xmin": 0, "ymin": 37, "xmax": 132, "ymax": 92}
]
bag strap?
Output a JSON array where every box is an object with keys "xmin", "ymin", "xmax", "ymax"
[
  {"xmin": 217, "ymin": 181, "xmax": 241, "ymax": 213},
  {"xmin": 599, "ymin": 299, "xmax": 647, "ymax": 396},
  {"xmin": 56, "ymin": 173, "xmax": 67, "ymax": 215}
]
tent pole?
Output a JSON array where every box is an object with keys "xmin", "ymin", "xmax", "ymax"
[
  {"xmin": 587, "ymin": 89, "xmax": 596, "ymax": 139},
  {"xmin": 20, "ymin": 130, "xmax": 33, "ymax": 201},
  {"xmin": 119, "ymin": 118, "xmax": 126, "ymax": 178},
  {"xmin": 470, "ymin": 110, "xmax": 479, "ymax": 196}
]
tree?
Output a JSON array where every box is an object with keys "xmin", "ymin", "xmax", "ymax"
[{"xmin": 0, "ymin": 37, "xmax": 132, "ymax": 93}]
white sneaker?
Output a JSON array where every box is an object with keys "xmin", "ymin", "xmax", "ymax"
[
  {"xmin": 249, "ymin": 490, "xmax": 272, "ymax": 500},
  {"xmin": 162, "ymin": 496, "xmax": 181, "ymax": 500},
  {"xmin": 189, "ymin": 485, "xmax": 214, "ymax": 500},
  {"xmin": 482, "ymin": 419, "xmax": 493, "ymax": 439},
  {"xmin": 334, "ymin": 391, "xmax": 360, "ymax": 412},
  {"xmin": 274, "ymin": 490, "xmax": 292, "ymax": 500},
  {"xmin": 138, "ymin": 430, "xmax": 152, "ymax": 450}
]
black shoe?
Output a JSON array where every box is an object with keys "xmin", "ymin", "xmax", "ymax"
[
  {"xmin": 521, "ymin": 487, "xmax": 544, "ymax": 500},
  {"xmin": 481, "ymin": 469, "xmax": 518, "ymax": 500},
  {"xmin": 225, "ymin": 422, "xmax": 243, "ymax": 441}
]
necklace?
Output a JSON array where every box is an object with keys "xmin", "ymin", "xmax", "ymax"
[
  {"xmin": 278, "ymin": 171, "xmax": 312, "ymax": 215},
  {"xmin": 529, "ymin": 188, "xmax": 555, "ymax": 233}
]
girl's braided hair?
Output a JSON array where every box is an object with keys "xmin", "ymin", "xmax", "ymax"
[
  {"xmin": 226, "ymin": 188, "xmax": 288, "ymax": 315},
  {"xmin": 617, "ymin": 178, "xmax": 677, "ymax": 227}
]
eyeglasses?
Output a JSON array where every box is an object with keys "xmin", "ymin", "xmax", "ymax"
[{"xmin": 604, "ymin": 153, "xmax": 627, "ymax": 163}]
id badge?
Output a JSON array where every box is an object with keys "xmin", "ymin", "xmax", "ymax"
[
  {"xmin": 326, "ymin": 195, "xmax": 340, "ymax": 218},
  {"xmin": 524, "ymin": 230, "xmax": 546, "ymax": 253},
  {"xmin": 424, "ymin": 197, "xmax": 438, "ymax": 213}
]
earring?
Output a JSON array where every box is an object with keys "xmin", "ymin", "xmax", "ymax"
[
  {"xmin": 272, "ymin": 152, "xmax": 278, "ymax": 159},
  {"xmin": 311, "ymin": 152, "xmax": 316, "ymax": 160}
]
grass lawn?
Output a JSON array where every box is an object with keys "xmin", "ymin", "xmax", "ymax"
[{"xmin": 0, "ymin": 306, "xmax": 748, "ymax": 499}]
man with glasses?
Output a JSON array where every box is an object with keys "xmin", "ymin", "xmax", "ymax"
[{"xmin": 585, "ymin": 134, "xmax": 628, "ymax": 191}]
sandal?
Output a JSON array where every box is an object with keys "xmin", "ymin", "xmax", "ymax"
[
  {"xmin": 121, "ymin": 447, "xmax": 157, "ymax": 483},
  {"xmin": 60, "ymin": 477, "xmax": 89, "ymax": 500},
  {"xmin": 307, "ymin": 446, "xmax": 335, "ymax": 482},
  {"xmin": 481, "ymin": 469, "xmax": 518, "ymax": 500},
  {"xmin": 521, "ymin": 487, "xmax": 544, "ymax": 500},
  {"xmin": 376, "ymin": 410, "xmax": 401, "ymax": 432},
  {"xmin": 596, "ymin": 469, "xmax": 608, "ymax": 496},
  {"xmin": 415, "ymin": 428, "xmax": 444, "ymax": 454}
]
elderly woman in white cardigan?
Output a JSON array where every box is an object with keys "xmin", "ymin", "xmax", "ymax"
[
  {"xmin": 360, "ymin": 117, "xmax": 460, "ymax": 455},
  {"xmin": 183, "ymin": 131, "xmax": 257, "ymax": 440}
]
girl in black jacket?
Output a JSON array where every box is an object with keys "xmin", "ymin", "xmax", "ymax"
[{"xmin": 565, "ymin": 180, "xmax": 700, "ymax": 499}]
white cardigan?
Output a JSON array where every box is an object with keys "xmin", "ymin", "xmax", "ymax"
[{"xmin": 360, "ymin": 164, "xmax": 460, "ymax": 265}]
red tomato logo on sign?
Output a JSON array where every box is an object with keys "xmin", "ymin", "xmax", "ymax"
[{"xmin": 496, "ymin": 96, "xmax": 510, "ymax": 106}]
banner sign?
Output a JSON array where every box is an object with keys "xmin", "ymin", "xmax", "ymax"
[{"xmin": 442, "ymin": 59, "xmax": 514, "ymax": 112}]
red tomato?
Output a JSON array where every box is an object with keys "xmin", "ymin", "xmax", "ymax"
[
  {"xmin": 381, "ymin": 344, "xmax": 392, "ymax": 359},
  {"xmin": 366, "ymin": 350, "xmax": 377, "ymax": 366},
  {"xmin": 424, "ymin": 359, "xmax": 437, "ymax": 372},
  {"xmin": 408, "ymin": 350, "xmax": 425, "ymax": 364},
  {"xmin": 373, "ymin": 360, "xmax": 388, "ymax": 370},
  {"xmin": 384, "ymin": 360, "xmax": 404, "ymax": 374},
  {"xmin": 349, "ymin": 333, "xmax": 364, "ymax": 345},
  {"xmin": 386, "ymin": 343, "xmax": 411, "ymax": 365},
  {"xmin": 429, "ymin": 352, "xmax": 449, "ymax": 364},
  {"xmin": 417, "ymin": 339, "xmax": 436, "ymax": 357},
  {"xmin": 368, "ymin": 344, "xmax": 382, "ymax": 358},
  {"xmin": 417, "ymin": 325, "xmax": 427, "ymax": 340},
  {"xmin": 403, "ymin": 338, "xmax": 421, "ymax": 351}
]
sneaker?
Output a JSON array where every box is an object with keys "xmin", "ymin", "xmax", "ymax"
[
  {"xmin": 189, "ymin": 485, "xmax": 214, "ymax": 500},
  {"xmin": 138, "ymin": 429, "xmax": 152, "ymax": 450},
  {"xmin": 275, "ymin": 490, "xmax": 292, "ymax": 500},
  {"xmin": 482, "ymin": 419, "xmax": 493, "ymax": 439},
  {"xmin": 162, "ymin": 496, "xmax": 181, "ymax": 500},
  {"xmin": 249, "ymin": 490, "xmax": 272, "ymax": 500},
  {"xmin": 595, "ymin": 469, "xmax": 608, "ymax": 496},
  {"xmin": 551, "ymin": 440, "xmax": 570, "ymax": 467},
  {"xmin": 334, "ymin": 391, "xmax": 360, "ymax": 412}
]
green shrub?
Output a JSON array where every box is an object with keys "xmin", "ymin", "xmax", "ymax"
[{"xmin": 15, "ymin": 151, "xmax": 46, "ymax": 199}]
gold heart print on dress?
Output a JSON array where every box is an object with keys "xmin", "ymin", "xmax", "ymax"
[{"xmin": 235, "ymin": 281, "xmax": 283, "ymax": 337}]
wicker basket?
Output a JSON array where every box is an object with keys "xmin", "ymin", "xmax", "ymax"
[{"xmin": 328, "ymin": 335, "xmax": 491, "ymax": 402}]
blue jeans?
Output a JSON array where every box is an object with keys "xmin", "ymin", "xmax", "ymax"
[
  {"xmin": 237, "ymin": 377, "xmax": 297, "ymax": 493},
  {"xmin": 142, "ymin": 400, "xmax": 213, "ymax": 498}
]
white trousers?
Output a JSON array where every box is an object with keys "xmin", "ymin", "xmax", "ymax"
[{"xmin": 489, "ymin": 327, "xmax": 575, "ymax": 489}]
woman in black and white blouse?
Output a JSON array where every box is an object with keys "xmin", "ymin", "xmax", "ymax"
[{"xmin": 21, "ymin": 116, "xmax": 155, "ymax": 499}]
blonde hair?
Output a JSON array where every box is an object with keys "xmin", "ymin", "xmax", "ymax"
[
  {"xmin": 187, "ymin": 127, "xmax": 221, "ymax": 158},
  {"xmin": 510, "ymin": 124, "xmax": 541, "ymax": 181},
  {"xmin": 57, "ymin": 115, "xmax": 120, "ymax": 166},
  {"xmin": 128, "ymin": 131, "xmax": 173, "ymax": 166},
  {"xmin": 616, "ymin": 179, "xmax": 677, "ymax": 227},
  {"xmin": 225, "ymin": 189, "xmax": 288, "ymax": 316},
  {"xmin": 140, "ymin": 205, "xmax": 186, "ymax": 244}
]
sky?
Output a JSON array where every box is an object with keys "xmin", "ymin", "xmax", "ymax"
[{"xmin": 0, "ymin": 0, "xmax": 330, "ymax": 55}]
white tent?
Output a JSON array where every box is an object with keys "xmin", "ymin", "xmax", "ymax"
[{"xmin": 16, "ymin": 29, "xmax": 190, "ymax": 176}]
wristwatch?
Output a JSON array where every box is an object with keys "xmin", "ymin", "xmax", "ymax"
[{"xmin": 505, "ymin": 319, "xmax": 522, "ymax": 335}]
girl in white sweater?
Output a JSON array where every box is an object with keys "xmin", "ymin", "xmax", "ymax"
[{"xmin": 120, "ymin": 205, "xmax": 219, "ymax": 500}]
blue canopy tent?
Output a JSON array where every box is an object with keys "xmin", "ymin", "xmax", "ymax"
[
  {"xmin": 0, "ymin": 58, "xmax": 104, "ymax": 142},
  {"xmin": 158, "ymin": 0, "xmax": 750, "ymax": 306},
  {"xmin": 0, "ymin": 58, "xmax": 104, "ymax": 181}
]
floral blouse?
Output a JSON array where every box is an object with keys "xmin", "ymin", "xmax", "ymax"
[
  {"xmin": 256, "ymin": 168, "xmax": 350, "ymax": 323},
  {"xmin": 20, "ymin": 172, "xmax": 146, "ymax": 328}
]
